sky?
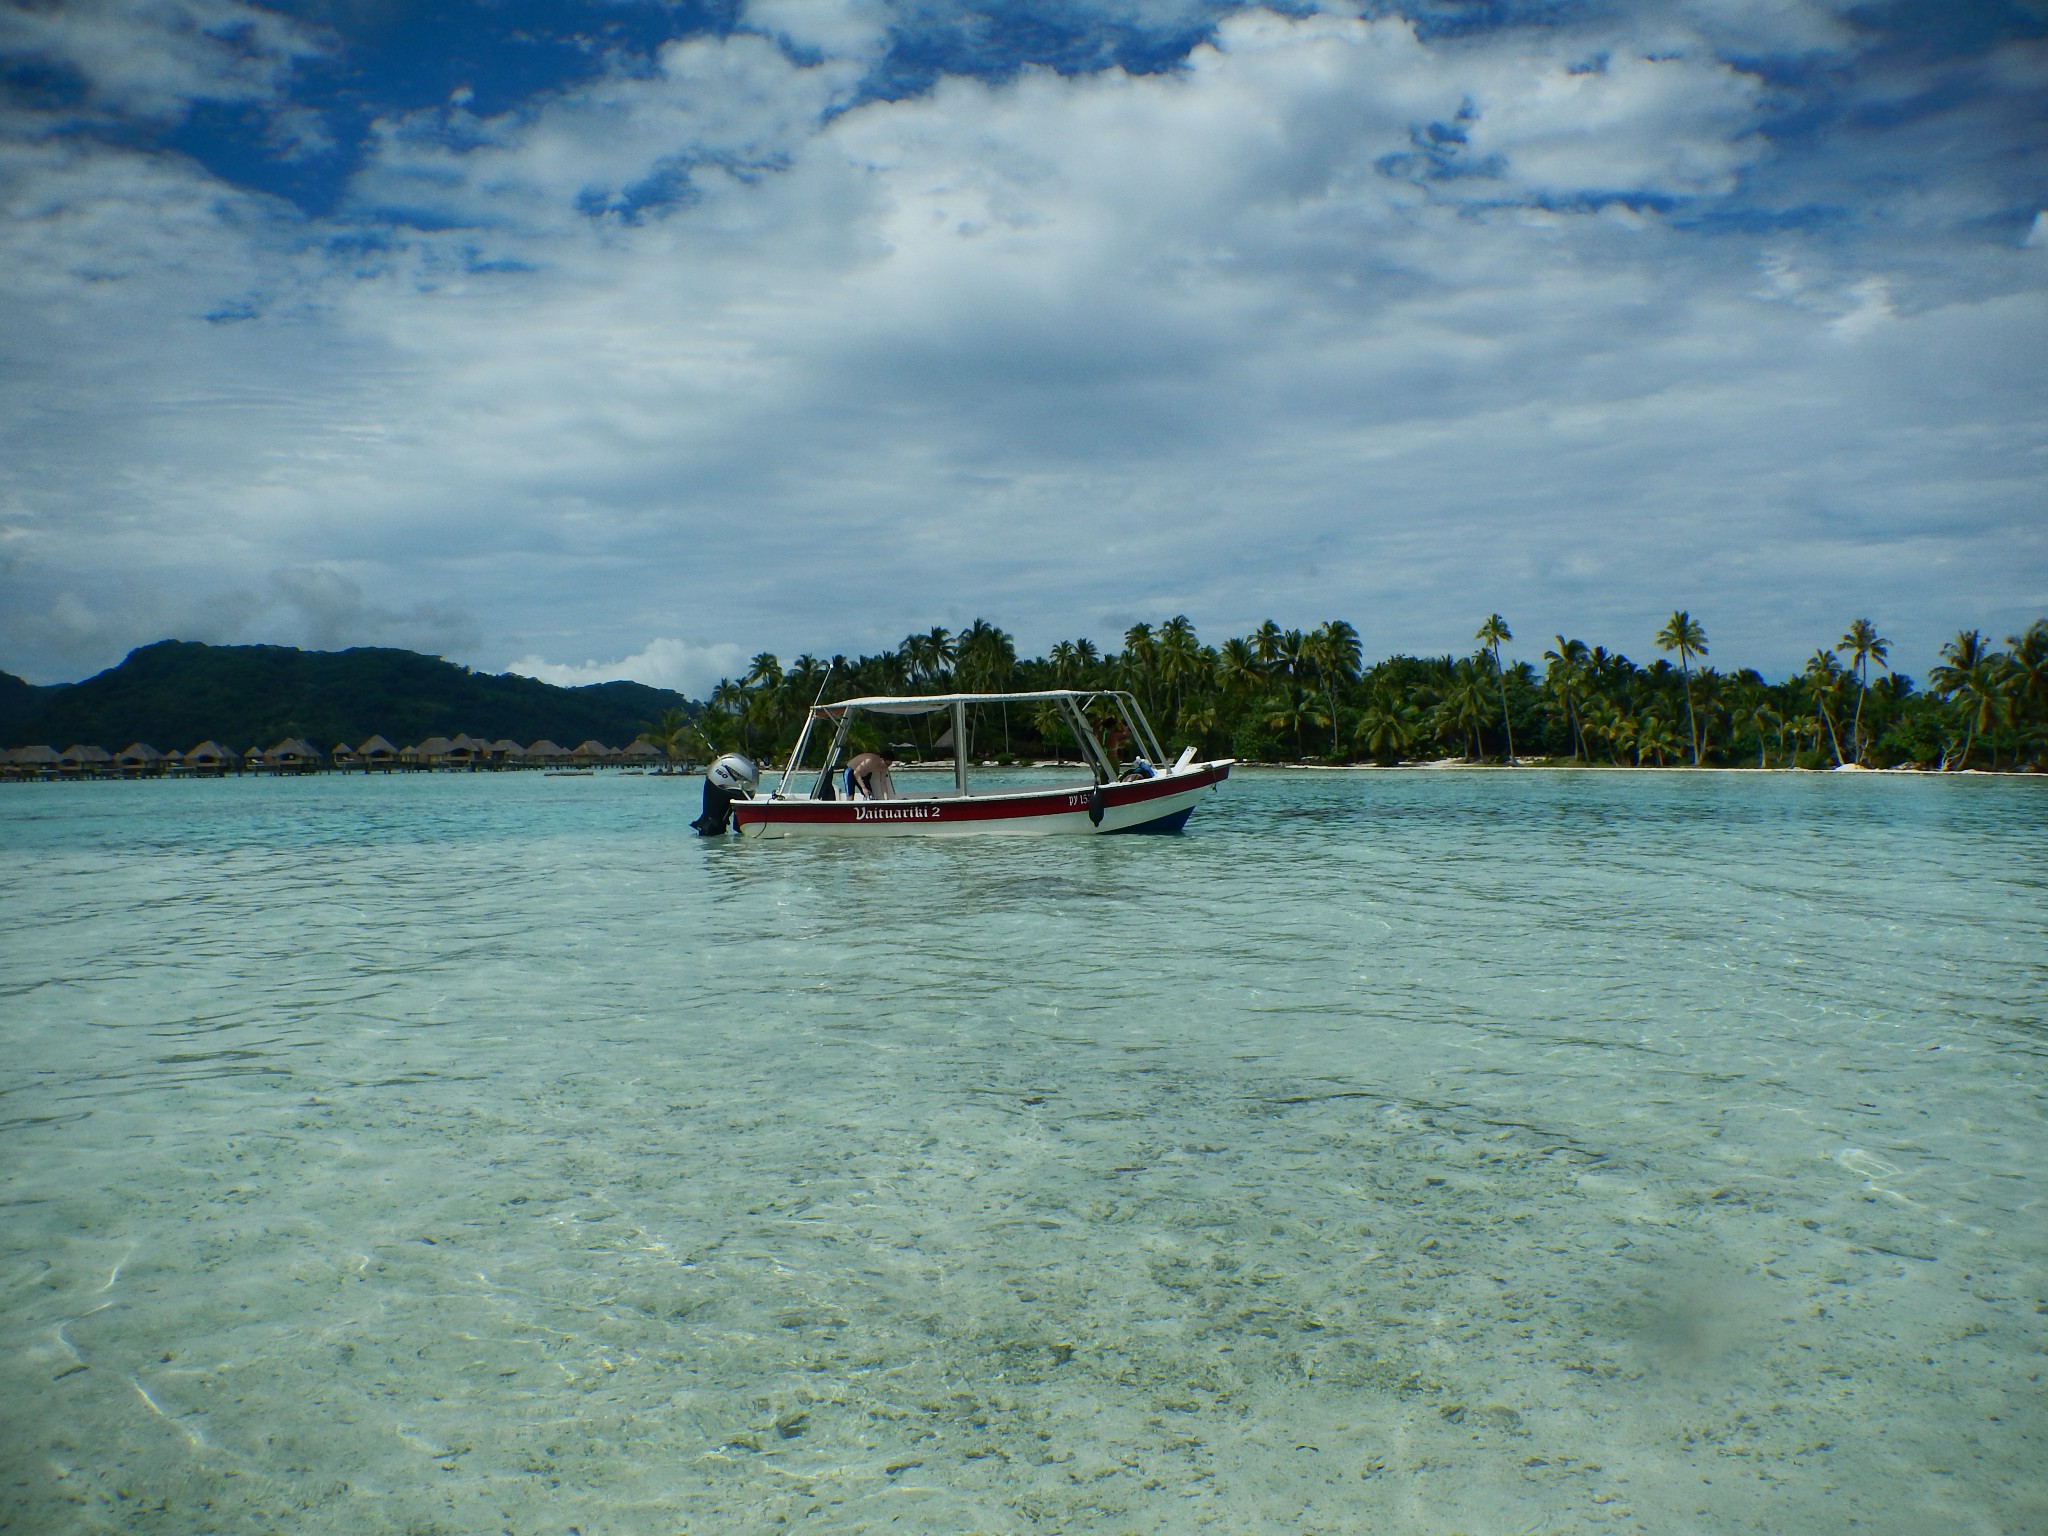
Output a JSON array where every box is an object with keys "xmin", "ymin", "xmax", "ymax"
[{"xmin": 1, "ymin": 0, "xmax": 2043, "ymax": 697}]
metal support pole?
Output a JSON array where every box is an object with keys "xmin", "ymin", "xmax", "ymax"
[
  {"xmin": 1060, "ymin": 694, "xmax": 1113, "ymax": 784},
  {"xmin": 952, "ymin": 699, "xmax": 969, "ymax": 797}
]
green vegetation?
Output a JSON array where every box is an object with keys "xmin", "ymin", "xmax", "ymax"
[
  {"xmin": 10, "ymin": 618, "xmax": 2045, "ymax": 773},
  {"xmin": 697, "ymin": 615, "xmax": 2048, "ymax": 772},
  {"xmin": 0, "ymin": 640, "xmax": 694, "ymax": 752}
]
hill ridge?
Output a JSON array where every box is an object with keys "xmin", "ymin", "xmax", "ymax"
[{"xmin": 0, "ymin": 640, "xmax": 695, "ymax": 751}]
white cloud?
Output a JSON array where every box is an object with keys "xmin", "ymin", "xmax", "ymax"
[
  {"xmin": 506, "ymin": 639, "xmax": 746, "ymax": 698},
  {"xmin": 745, "ymin": 0, "xmax": 893, "ymax": 62},
  {"xmin": 0, "ymin": 4, "xmax": 2041, "ymax": 688},
  {"xmin": 0, "ymin": 0, "xmax": 328, "ymax": 121}
]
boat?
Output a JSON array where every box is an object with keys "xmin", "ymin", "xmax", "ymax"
[{"xmin": 722, "ymin": 690, "xmax": 1230, "ymax": 839}]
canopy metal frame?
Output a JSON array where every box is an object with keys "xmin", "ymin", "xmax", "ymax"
[{"xmin": 771, "ymin": 690, "xmax": 1167, "ymax": 801}]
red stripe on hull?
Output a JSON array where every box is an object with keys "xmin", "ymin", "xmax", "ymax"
[{"xmin": 730, "ymin": 764, "xmax": 1228, "ymax": 834}]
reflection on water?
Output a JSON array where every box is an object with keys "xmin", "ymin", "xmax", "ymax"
[{"xmin": 2, "ymin": 768, "xmax": 2043, "ymax": 1533}]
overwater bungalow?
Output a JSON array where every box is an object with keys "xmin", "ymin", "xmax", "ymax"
[
  {"xmin": 60, "ymin": 745, "xmax": 114, "ymax": 777},
  {"xmin": 446, "ymin": 733, "xmax": 490, "ymax": 768},
  {"xmin": 265, "ymin": 738, "xmax": 322, "ymax": 773},
  {"xmin": 570, "ymin": 739, "xmax": 615, "ymax": 765},
  {"xmin": 490, "ymin": 739, "xmax": 526, "ymax": 765},
  {"xmin": 8, "ymin": 745, "xmax": 60, "ymax": 778},
  {"xmin": 525, "ymin": 739, "xmax": 569, "ymax": 766},
  {"xmin": 620, "ymin": 738, "xmax": 662, "ymax": 766},
  {"xmin": 402, "ymin": 736, "xmax": 453, "ymax": 767},
  {"xmin": 356, "ymin": 735, "xmax": 399, "ymax": 770},
  {"xmin": 115, "ymin": 743, "xmax": 165, "ymax": 777},
  {"xmin": 183, "ymin": 741, "xmax": 232, "ymax": 775}
]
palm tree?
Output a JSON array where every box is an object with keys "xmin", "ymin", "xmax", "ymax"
[
  {"xmin": 2006, "ymin": 621, "xmax": 2048, "ymax": 767},
  {"xmin": 1217, "ymin": 636, "xmax": 1261, "ymax": 704},
  {"xmin": 1607, "ymin": 709, "xmax": 1640, "ymax": 765},
  {"xmin": 1542, "ymin": 636, "xmax": 1590, "ymax": 762},
  {"xmin": 1158, "ymin": 615, "xmax": 1201, "ymax": 727},
  {"xmin": 1178, "ymin": 696, "xmax": 1221, "ymax": 754},
  {"xmin": 1582, "ymin": 696, "xmax": 1625, "ymax": 765},
  {"xmin": 1837, "ymin": 619, "xmax": 1889, "ymax": 764},
  {"xmin": 1049, "ymin": 640, "xmax": 1079, "ymax": 688},
  {"xmin": 1032, "ymin": 701, "xmax": 1071, "ymax": 762},
  {"xmin": 957, "ymin": 619, "xmax": 1015, "ymax": 692},
  {"xmin": 638, "ymin": 707, "xmax": 694, "ymax": 771},
  {"xmin": 1307, "ymin": 619, "xmax": 1361, "ymax": 756},
  {"xmin": 902, "ymin": 627, "xmax": 955, "ymax": 687},
  {"xmin": 1929, "ymin": 629, "xmax": 1989, "ymax": 694},
  {"xmin": 1353, "ymin": 695, "xmax": 1420, "ymax": 764},
  {"xmin": 1930, "ymin": 630, "xmax": 1998, "ymax": 769},
  {"xmin": 708, "ymin": 679, "xmax": 749, "ymax": 754},
  {"xmin": 1263, "ymin": 686, "xmax": 1329, "ymax": 759},
  {"xmin": 1476, "ymin": 614, "xmax": 1514, "ymax": 762},
  {"xmin": 1635, "ymin": 710, "xmax": 1681, "ymax": 766},
  {"xmin": 1934, "ymin": 635, "xmax": 2014, "ymax": 770},
  {"xmin": 1121, "ymin": 622, "xmax": 1159, "ymax": 716},
  {"xmin": 1437, "ymin": 662, "xmax": 1492, "ymax": 760},
  {"xmin": 1655, "ymin": 611, "xmax": 1708, "ymax": 765},
  {"xmin": 744, "ymin": 652, "xmax": 782, "ymax": 692},
  {"xmin": 2005, "ymin": 621, "xmax": 2048, "ymax": 714},
  {"xmin": 1276, "ymin": 628, "xmax": 1308, "ymax": 684},
  {"xmin": 1802, "ymin": 650, "xmax": 1849, "ymax": 765},
  {"xmin": 1251, "ymin": 620, "xmax": 1285, "ymax": 673}
]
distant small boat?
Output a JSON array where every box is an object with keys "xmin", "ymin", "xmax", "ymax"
[
  {"xmin": 725, "ymin": 689, "xmax": 1230, "ymax": 839},
  {"xmin": 544, "ymin": 770, "xmax": 596, "ymax": 778}
]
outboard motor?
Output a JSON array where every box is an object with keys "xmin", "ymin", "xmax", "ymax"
[{"xmin": 692, "ymin": 753, "xmax": 759, "ymax": 836}]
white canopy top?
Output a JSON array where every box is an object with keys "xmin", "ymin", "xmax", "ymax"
[{"xmin": 819, "ymin": 689, "xmax": 1124, "ymax": 717}]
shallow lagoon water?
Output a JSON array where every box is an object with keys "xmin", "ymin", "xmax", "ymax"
[{"xmin": 2, "ymin": 767, "xmax": 2042, "ymax": 1534}]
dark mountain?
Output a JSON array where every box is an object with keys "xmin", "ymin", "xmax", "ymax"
[{"xmin": 0, "ymin": 641, "xmax": 696, "ymax": 752}]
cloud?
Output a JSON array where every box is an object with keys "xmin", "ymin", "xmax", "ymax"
[
  {"xmin": 0, "ymin": 3, "xmax": 2041, "ymax": 689},
  {"xmin": 0, "ymin": 0, "xmax": 328, "ymax": 122},
  {"xmin": 506, "ymin": 639, "xmax": 747, "ymax": 698},
  {"xmin": 268, "ymin": 564, "xmax": 481, "ymax": 656},
  {"xmin": 746, "ymin": 0, "xmax": 894, "ymax": 63}
]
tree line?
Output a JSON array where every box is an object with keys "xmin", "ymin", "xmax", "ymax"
[{"xmin": 689, "ymin": 613, "xmax": 2048, "ymax": 772}]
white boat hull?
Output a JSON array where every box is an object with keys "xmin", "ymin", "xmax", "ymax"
[{"xmin": 731, "ymin": 763, "xmax": 1230, "ymax": 839}]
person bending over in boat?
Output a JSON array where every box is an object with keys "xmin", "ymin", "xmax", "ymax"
[{"xmin": 845, "ymin": 751, "xmax": 897, "ymax": 800}]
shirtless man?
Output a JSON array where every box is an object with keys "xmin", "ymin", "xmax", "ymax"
[{"xmin": 845, "ymin": 751, "xmax": 896, "ymax": 800}]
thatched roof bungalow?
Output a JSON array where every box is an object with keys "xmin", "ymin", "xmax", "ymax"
[
  {"xmin": 183, "ymin": 741, "xmax": 232, "ymax": 773},
  {"xmin": 265, "ymin": 738, "xmax": 321, "ymax": 772},
  {"xmin": 116, "ymin": 743, "xmax": 165, "ymax": 777},
  {"xmin": 356, "ymin": 735, "xmax": 399, "ymax": 769},
  {"xmin": 6, "ymin": 745, "xmax": 60, "ymax": 778},
  {"xmin": 620, "ymin": 738, "xmax": 661, "ymax": 764},
  {"xmin": 525, "ymin": 739, "xmax": 569, "ymax": 764},
  {"xmin": 60, "ymin": 744, "xmax": 114, "ymax": 775},
  {"xmin": 445, "ymin": 733, "xmax": 490, "ymax": 767},
  {"xmin": 570, "ymin": 739, "xmax": 615, "ymax": 763},
  {"xmin": 490, "ymin": 739, "xmax": 526, "ymax": 762},
  {"xmin": 402, "ymin": 736, "xmax": 454, "ymax": 766}
]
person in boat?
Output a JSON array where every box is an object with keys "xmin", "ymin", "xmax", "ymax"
[{"xmin": 844, "ymin": 751, "xmax": 897, "ymax": 800}]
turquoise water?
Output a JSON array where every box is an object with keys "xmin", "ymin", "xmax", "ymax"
[{"xmin": 2, "ymin": 768, "xmax": 2042, "ymax": 1534}]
